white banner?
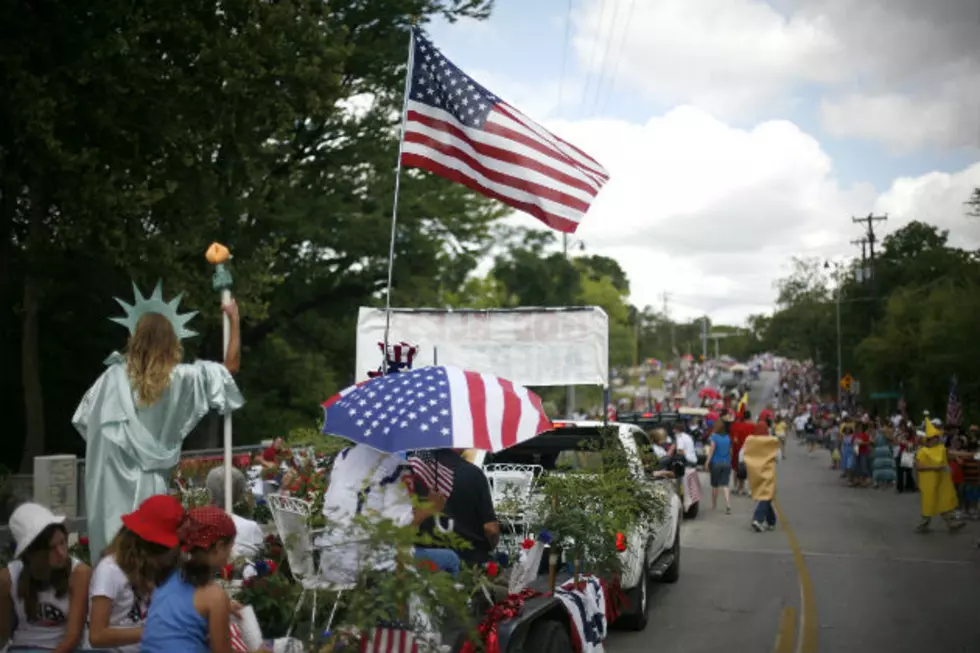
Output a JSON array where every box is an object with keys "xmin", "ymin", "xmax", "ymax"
[{"xmin": 356, "ymin": 307, "xmax": 609, "ymax": 387}]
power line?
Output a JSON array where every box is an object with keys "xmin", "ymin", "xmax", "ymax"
[
  {"xmin": 587, "ymin": 0, "xmax": 624, "ymax": 116},
  {"xmin": 596, "ymin": 0, "xmax": 637, "ymax": 116},
  {"xmin": 579, "ymin": 0, "xmax": 610, "ymax": 118},
  {"xmin": 556, "ymin": 0, "xmax": 574, "ymax": 111}
]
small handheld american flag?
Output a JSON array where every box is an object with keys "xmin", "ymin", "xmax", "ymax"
[
  {"xmin": 947, "ymin": 376, "xmax": 962, "ymax": 427},
  {"xmin": 401, "ymin": 31, "xmax": 609, "ymax": 234},
  {"xmin": 408, "ymin": 449, "xmax": 454, "ymax": 496}
]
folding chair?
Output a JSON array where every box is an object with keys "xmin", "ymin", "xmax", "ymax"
[{"xmin": 266, "ymin": 495, "xmax": 352, "ymax": 647}]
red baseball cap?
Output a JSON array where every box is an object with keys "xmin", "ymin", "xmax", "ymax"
[{"xmin": 121, "ymin": 495, "xmax": 186, "ymax": 549}]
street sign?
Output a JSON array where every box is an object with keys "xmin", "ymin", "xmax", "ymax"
[
  {"xmin": 870, "ymin": 391, "xmax": 901, "ymax": 399},
  {"xmin": 840, "ymin": 373, "xmax": 853, "ymax": 390}
]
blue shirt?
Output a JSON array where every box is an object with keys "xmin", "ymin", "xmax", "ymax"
[
  {"xmin": 140, "ymin": 571, "xmax": 209, "ymax": 653},
  {"xmin": 709, "ymin": 433, "xmax": 732, "ymax": 465}
]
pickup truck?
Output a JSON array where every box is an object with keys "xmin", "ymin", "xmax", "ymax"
[{"xmin": 464, "ymin": 420, "xmax": 683, "ymax": 651}]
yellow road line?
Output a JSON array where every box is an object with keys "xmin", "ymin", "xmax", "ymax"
[
  {"xmin": 773, "ymin": 606, "xmax": 796, "ymax": 653},
  {"xmin": 774, "ymin": 499, "xmax": 818, "ymax": 653}
]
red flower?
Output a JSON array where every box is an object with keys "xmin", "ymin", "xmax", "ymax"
[
  {"xmin": 417, "ymin": 560, "xmax": 439, "ymax": 573},
  {"xmin": 615, "ymin": 532, "xmax": 628, "ymax": 553},
  {"xmin": 486, "ymin": 562, "xmax": 500, "ymax": 578},
  {"xmin": 521, "ymin": 539, "xmax": 535, "ymax": 550},
  {"xmin": 221, "ymin": 564, "xmax": 234, "ymax": 580},
  {"xmin": 78, "ymin": 536, "xmax": 89, "ymax": 547}
]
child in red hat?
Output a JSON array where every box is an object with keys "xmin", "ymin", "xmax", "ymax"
[
  {"xmin": 89, "ymin": 494, "xmax": 186, "ymax": 652},
  {"xmin": 140, "ymin": 506, "xmax": 241, "ymax": 653}
]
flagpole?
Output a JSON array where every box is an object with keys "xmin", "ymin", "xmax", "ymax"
[{"xmin": 382, "ymin": 26, "xmax": 417, "ymax": 374}]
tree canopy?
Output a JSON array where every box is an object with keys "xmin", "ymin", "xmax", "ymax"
[{"xmin": 752, "ymin": 196, "xmax": 980, "ymax": 422}]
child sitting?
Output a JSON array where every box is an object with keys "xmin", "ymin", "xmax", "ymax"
[
  {"xmin": 89, "ymin": 494, "xmax": 186, "ymax": 652},
  {"xmin": 140, "ymin": 507, "xmax": 242, "ymax": 653}
]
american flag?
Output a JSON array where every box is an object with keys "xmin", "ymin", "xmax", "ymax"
[
  {"xmin": 408, "ymin": 449, "xmax": 454, "ymax": 496},
  {"xmin": 360, "ymin": 627, "xmax": 419, "ymax": 653},
  {"xmin": 229, "ymin": 624, "xmax": 248, "ymax": 653},
  {"xmin": 322, "ymin": 365, "xmax": 552, "ymax": 454},
  {"xmin": 401, "ymin": 31, "xmax": 609, "ymax": 234},
  {"xmin": 946, "ymin": 376, "xmax": 961, "ymax": 426}
]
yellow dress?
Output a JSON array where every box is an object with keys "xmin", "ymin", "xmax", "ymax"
[{"xmin": 915, "ymin": 444, "xmax": 958, "ymax": 517}]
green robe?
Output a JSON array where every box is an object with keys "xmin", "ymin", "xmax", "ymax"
[{"xmin": 72, "ymin": 352, "xmax": 244, "ymax": 557}]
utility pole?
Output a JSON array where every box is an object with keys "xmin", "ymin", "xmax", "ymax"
[
  {"xmin": 701, "ymin": 316, "xmax": 708, "ymax": 360},
  {"xmin": 852, "ymin": 213, "xmax": 887, "ymax": 282},
  {"xmin": 661, "ymin": 291, "xmax": 675, "ymax": 356},
  {"xmin": 850, "ymin": 237, "xmax": 868, "ymax": 282}
]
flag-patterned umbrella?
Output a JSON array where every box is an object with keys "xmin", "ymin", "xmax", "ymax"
[{"xmin": 322, "ymin": 365, "xmax": 552, "ymax": 454}]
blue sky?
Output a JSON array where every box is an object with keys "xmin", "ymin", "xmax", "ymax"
[{"xmin": 426, "ymin": 0, "xmax": 980, "ymax": 323}]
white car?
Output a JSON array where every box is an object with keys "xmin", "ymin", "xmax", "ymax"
[{"xmin": 477, "ymin": 420, "xmax": 683, "ymax": 632}]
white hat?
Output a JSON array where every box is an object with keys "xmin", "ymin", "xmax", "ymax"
[{"xmin": 10, "ymin": 503, "xmax": 66, "ymax": 559}]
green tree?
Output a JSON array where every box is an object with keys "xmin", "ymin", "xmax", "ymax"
[{"xmin": 1, "ymin": 0, "xmax": 499, "ymax": 467}]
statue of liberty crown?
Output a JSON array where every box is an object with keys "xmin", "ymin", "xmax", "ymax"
[{"xmin": 110, "ymin": 280, "xmax": 198, "ymax": 340}]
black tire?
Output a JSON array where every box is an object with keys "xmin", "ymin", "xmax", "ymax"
[
  {"xmin": 684, "ymin": 500, "xmax": 699, "ymax": 519},
  {"xmin": 522, "ymin": 618, "xmax": 574, "ymax": 653},
  {"xmin": 659, "ymin": 522, "xmax": 681, "ymax": 583},
  {"xmin": 616, "ymin": 559, "xmax": 650, "ymax": 631}
]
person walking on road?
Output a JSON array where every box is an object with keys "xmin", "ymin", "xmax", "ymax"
[
  {"xmin": 744, "ymin": 433, "xmax": 782, "ymax": 532},
  {"xmin": 914, "ymin": 423, "xmax": 966, "ymax": 533},
  {"xmin": 706, "ymin": 421, "xmax": 732, "ymax": 514}
]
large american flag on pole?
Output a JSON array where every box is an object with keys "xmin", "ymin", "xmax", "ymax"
[
  {"xmin": 401, "ymin": 31, "xmax": 609, "ymax": 234},
  {"xmin": 946, "ymin": 375, "xmax": 961, "ymax": 427}
]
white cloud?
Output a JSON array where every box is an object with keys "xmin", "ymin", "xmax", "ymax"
[
  {"xmin": 501, "ymin": 107, "xmax": 979, "ymax": 324},
  {"xmin": 874, "ymin": 162, "xmax": 980, "ymax": 249},
  {"xmin": 572, "ymin": 0, "xmax": 980, "ymax": 151}
]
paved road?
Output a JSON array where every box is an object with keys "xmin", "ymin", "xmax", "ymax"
[{"xmin": 610, "ymin": 372, "xmax": 980, "ymax": 653}]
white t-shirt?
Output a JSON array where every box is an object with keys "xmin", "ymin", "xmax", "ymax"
[
  {"xmin": 315, "ymin": 445, "xmax": 414, "ymax": 585},
  {"xmin": 675, "ymin": 432, "xmax": 698, "ymax": 465},
  {"xmin": 8, "ymin": 557, "xmax": 83, "ymax": 651},
  {"xmin": 89, "ymin": 554, "xmax": 150, "ymax": 653},
  {"xmin": 231, "ymin": 514, "xmax": 266, "ymax": 559}
]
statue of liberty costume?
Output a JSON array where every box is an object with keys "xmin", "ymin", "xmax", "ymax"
[{"xmin": 72, "ymin": 283, "xmax": 244, "ymax": 557}]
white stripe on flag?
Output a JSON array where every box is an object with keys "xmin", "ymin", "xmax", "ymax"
[
  {"xmin": 445, "ymin": 365, "xmax": 474, "ymax": 449},
  {"xmin": 482, "ymin": 373, "xmax": 505, "ymax": 451},
  {"xmin": 513, "ymin": 384, "xmax": 540, "ymax": 447}
]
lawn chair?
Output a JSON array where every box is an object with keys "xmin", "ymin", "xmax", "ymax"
[
  {"xmin": 483, "ymin": 464, "xmax": 542, "ymax": 540},
  {"xmin": 266, "ymin": 494, "xmax": 353, "ymax": 647}
]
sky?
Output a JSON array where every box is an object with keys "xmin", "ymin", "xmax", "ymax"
[{"xmin": 426, "ymin": 0, "xmax": 980, "ymax": 325}]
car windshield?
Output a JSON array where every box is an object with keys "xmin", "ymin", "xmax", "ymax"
[{"xmin": 485, "ymin": 426, "xmax": 617, "ymax": 471}]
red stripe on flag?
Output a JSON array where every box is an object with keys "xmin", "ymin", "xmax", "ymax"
[
  {"xmin": 529, "ymin": 390, "xmax": 552, "ymax": 434},
  {"xmin": 494, "ymin": 103, "xmax": 609, "ymax": 183},
  {"xmin": 498, "ymin": 379, "xmax": 523, "ymax": 450},
  {"xmin": 401, "ymin": 153, "xmax": 579, "ymax": 234},
  {"xmin": 464, "ymin": 371, "xmax": 493, "ymax": 450},
  {"xmin": 402, "ymin": 131, "xmax": 591, "ymax": 213},
  {"xmin": 406, "ymin": 111, "xmax": 600, "ymax": 197}
]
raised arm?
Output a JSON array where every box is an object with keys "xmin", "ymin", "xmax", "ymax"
[
  {"xmin": 221, "ymin": 299, "xmax": 241, "ymax": 374},
  {"xmin": 0, "ymin": 568, "xmax": 12, "ymax": 649}
]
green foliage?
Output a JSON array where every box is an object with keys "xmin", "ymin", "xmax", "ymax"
[
  {"xmin": 531, "ymin": 430, "xmax": 666, "ymax": 578},
  {"xmin": 1, "ymin": 0, "xmax": 502, "ymax": 464}
]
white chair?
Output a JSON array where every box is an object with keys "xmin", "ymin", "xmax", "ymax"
[
  {"xmin": 265, "ymin": 495, "xmax": 352, "ymax": 646},
  {"xmin": 484, "ymin": 464, "xmax": 542, "ymax": 542}
]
